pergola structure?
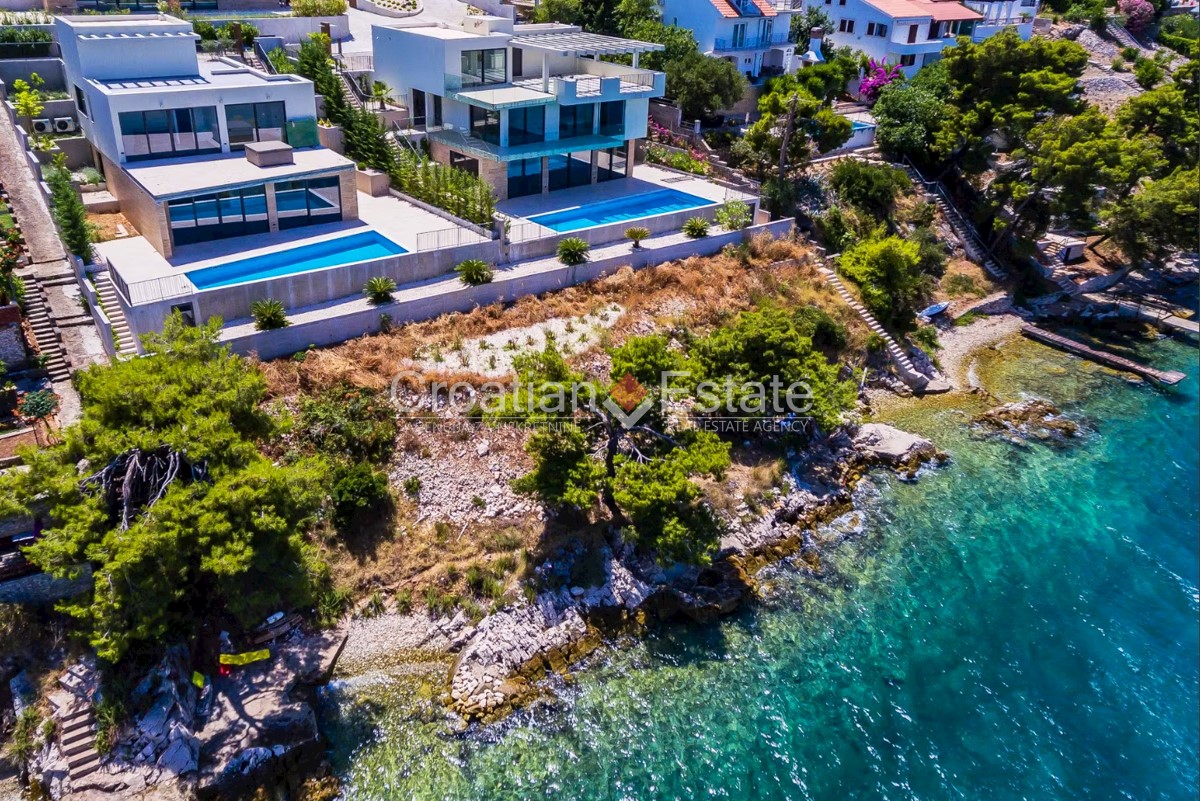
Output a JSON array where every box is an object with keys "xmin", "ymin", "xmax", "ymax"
[{"xmin": 507, "ymin": 30, "xmax": 664, "ymax": 67}]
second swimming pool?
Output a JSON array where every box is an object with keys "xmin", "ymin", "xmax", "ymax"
[
  {"xmin": 186, "ymin": 231, "xmax": 407, "ymax": 290},
  {"xmin": 528, "ymin": 188, "xmax": 716, "ymax": 233}
]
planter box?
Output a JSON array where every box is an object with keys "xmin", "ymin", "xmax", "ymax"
[
  {"xmin": 356, "ymin": 168, "xmax": 390, "ymax": 197},
  {"xmin": 317, "ymin": 123, "xmax": 344, "ymax": 154}
]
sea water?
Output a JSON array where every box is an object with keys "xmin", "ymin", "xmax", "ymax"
[{"xmin": 320, "ymin": 332, "xmax": 1199, "ymax": 801}]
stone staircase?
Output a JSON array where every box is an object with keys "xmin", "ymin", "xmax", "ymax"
[
  {"xmin": 902, "ymin": 165, "xmax": 1009, "ymax": 281},
  {"xmin": 93, "ymin": 271, "xmax": 137, "ymax": 356},
  {"xmin": 1106, "ymin": 20, "xmax": 1148, "ymax": 53},
  {"xmin": 818, "ymin": 265, "xmax": 930, "ymax": 390},
  {"xmin": 22, "ymin": 276, "xmax": 71, "ymax": 382},
  {"xmin": 50, "ymin": 662, "xmax": 102, "ymax": 784}
]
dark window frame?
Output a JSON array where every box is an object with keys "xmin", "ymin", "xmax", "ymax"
[
  {"xmin": 225, "ymin": 100, "xmax": 287, "ymax": 150},
  {"xmin": 119, "ymin": 106, "xmax": 220, "ymax": 161}
]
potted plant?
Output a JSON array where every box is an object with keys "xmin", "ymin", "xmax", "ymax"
[{"xmin": 624, "ymin": 226, "xmax": 650, "ymax": 250}]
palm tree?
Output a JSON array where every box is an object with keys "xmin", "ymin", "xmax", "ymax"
[{"xmin": 372, "ymin": 80, "xmax": 394, "ymax": 111}]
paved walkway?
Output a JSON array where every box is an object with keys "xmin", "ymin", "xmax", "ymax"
[{"xmin": 0, "ymin": 110, "xmax": 65, "ymax": 271}]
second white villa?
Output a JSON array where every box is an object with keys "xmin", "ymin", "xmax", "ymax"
[{"xmin": 53, "ymin": 14, "xmax": 774, "ymax": 360}]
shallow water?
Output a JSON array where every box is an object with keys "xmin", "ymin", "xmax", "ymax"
[{"xmin": 320, "ymin": 331, "xmax": 1199, "ymax": 801}]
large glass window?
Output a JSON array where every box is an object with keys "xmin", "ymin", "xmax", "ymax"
[
  {"xmin": 597, "ymin": 146, "xmax": 627, "ymax": 182},
  {"xmin": 461, "ymin": 49, "xmax": 506, "ymax": 87},
  {"xmin": 167, "ymin": 183, "xmax": 271, "ymax": 247},
  {"xmin": 559, "ymin": 104, "xmax": 594, "ymax": 139},
  {"xmin": 119, "ymin": 107, "xmax": 220, "ymax": 161},
  {"xmin": 450, "ymin": 150, "xmax": 478, "ymax": 176},
  {"xmin": 470, "ymin": 105, "xmax": 500, "ymax": 145},
  {"xmin": 548, "ymin": 151, "xmax": 592, "ymax": 191},
  {"xmin": 508, "ymin": 106, "xmax": 544, "ymax": 146},
  {"xmin": 507, "ymin": 157, "xmax": 541, "ymax": 198},
  {"xmin": 226, "ymin": 101, "xmax": 287, "ymax": 149},
  {"xmin": 599, "ymin": 101, "xmax": 624, "ymax": 137},
  {"xmin": 277, "ymin": 176, "xmax": 343, "ymax": 230}
]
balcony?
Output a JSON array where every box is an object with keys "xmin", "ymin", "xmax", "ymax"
[
  {"xmin": 446, "ymin": 59, "xmax": 665, "ymax": 110},
  {"xmin": 427, "ymin": 123, "xmax": 627, "ymax": 163},
  {"xmin": 713, "ymin": 33, "xmax": 792, "ymax": 52}
]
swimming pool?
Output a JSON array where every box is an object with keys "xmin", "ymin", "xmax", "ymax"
[
  {"xmin": 527, "ymin": 188, "xmax": 715, "ymax": 233},
  {"xmin": 186, "ymin": 231, "xmax": 407, "ymax": 290}
]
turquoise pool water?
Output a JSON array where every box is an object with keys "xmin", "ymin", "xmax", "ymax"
[
  {"xmin": 320, "ymin": 331, "xmax": 1199, "ymax": 801},
  {"xmin": 186, "ymin": 231, "xmax": 406, "ymax": 290},
  {"xmin": 528, "ymin": 188, "xmax": 715, "ymax": 232}
]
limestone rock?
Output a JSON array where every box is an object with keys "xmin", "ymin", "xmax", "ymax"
[{"xmin": 852, "ymin": 423, "xmax": 936, "ymax": 466}]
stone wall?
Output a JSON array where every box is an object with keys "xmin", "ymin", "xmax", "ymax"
[
  {"xmin": 101, "ymin": 153, "xmax": 170, "ymax": 256},
  {"xmin": 0, "ymin": 564, "xmax": 92, "ymax": 605},
  {"xmin": 0, "ymin": 304, "xmax": 27, "ymax": 368}
]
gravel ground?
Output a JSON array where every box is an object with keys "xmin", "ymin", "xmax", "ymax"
[{"xmin": 937, "ymin": 314, "xmax": 1025, "ymax": 391}]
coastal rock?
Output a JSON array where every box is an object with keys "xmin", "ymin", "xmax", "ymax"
[
  {"xmin": 973, "ymin": 399, "xmax": 1080, "ymax": 444},
  {"xmin": 852, "ymin": 424, "xmax": 937, "ymax": 467}
]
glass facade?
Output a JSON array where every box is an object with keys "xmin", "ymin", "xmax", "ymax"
[
  {"xmin": 276, "ymin": 176, "xmax": 343, "ymax": 230},
  {"xmin": 167, "ymin": 184, "xmax": 268, "ymax": 246},
  {"xmin": 226, "ymin": 101, "xmax": 286, "ymax": 149},
  {"xmin": 167, "ymin": 176, "xmax": 342, "ymax": 246},
  {"xmin": 548, "ymin": 152, "xmax": 592, "ymax": 191},
  {"xmin": 470, "ymin": 105, "xmax": 501, "ymax": 145},
  {"xmin": 507, "ymin": 157, "xmax": 541, "ymax": 199},
  {"xmin": 508, "ymin": 106, "xmax": 545, "ymax": 146},
  {"xmin": 119, "ymin": 107, "xmax": 220, "ymax": 160},
  {"xmin": 559, "ymin": 104, "xmax": 594, "ymax": 139},
  {"xmin": 599, "ymin": 101, "xmax": 624, "ymax": 137},
  {"xmin": 461, "ymin": 49, "xmax": 506, "ymax": 87},
  {"xmin": 597, "ymin": 147, "xmax": 627, "ymax": 182}
]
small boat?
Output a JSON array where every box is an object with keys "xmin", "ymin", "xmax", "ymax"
[{"xmin": 918, "ymin": 302, "xmax": 950, "ymax": 319}]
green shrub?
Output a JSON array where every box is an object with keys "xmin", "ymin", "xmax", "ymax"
[
  {"xmin": 298, "ymin": 384, "xmax": 397, "ymax": 463},
  {"xmin": 910, "ymin": 325, "xmax": 940, "ymax": 352},
  {"xmin": 46, "ymin": 154, "xmax": 94, "ymax": 261},
  {"xmin": 291, "ymin": 0, "xmax": 348, "ymax": 15},
  {"xmin": 1111, "ymin": 57, "xmax": 1127, "ymax": 72},
  {"xmin": 1120, "ymin": 46, "xmax": 1140, "ymax": 62},
  {"xmin": 714, "ymin": 200, "xmax": 752, "ymax": 231},
  {"xmin": 330, "ymin": 462, "xmax": 390, "ymax": 529},
  {"xmin": 556, "ymin": 237, "xmax": 590, "ymax": 266},
  {"xmin": 403, "ymin": 475, "xmax": 422, "ymax": 497},
  {"xmin": 683, "ymin": 216, "xmax": 710, "ymax": 239},
  {"xmin": 794, "ymin": 306, "xmax": 848, "ymax": 351},
  {"xmin": 5, "ymin": 708, "xmax": 40, "ymax": 763},
  {"xmin": 391, "ymin": 147, "xmax": 496, "ymax": 225},
  {"xmin": 266, "ymin": 46, "xmax": 295, "ymax": 74},
  {"xmin": 250, "ymin": 298, "xmax": 288, "ymax": 330},
  {"xmin": 364, "ymin": 275, "xmax": 396, "ymax": 305},
  {"xmin": 829, "ymin": 158, "xmax": 909, "ymax": 217},
  {"xmin": 455, "ymin": 258, "xmax": 494, "ymax": 285},
  {"xmin": 1133, "ymin": 58, "xmax": 1163, "ymax": 89},
  {"xmin": 624, "ymin": 226, "xmax": 650, "ymax": 248},
  {"xmin": 360, "ymin": 589, "xmax": 386, "ymax": 618},
  {"xmin": 838, "ymin": 236, "xmax": 930, "ymax": 331}
]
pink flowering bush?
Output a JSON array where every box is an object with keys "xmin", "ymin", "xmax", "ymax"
[
  {"xmin": 859, "ymin": 59, "xmax": 903, "ymax": 103},
  {"xmin": 648, "ymin": 117, "xmax": 691, "ymax": 149},
  {"xmin": 1118, "ymin": 0, "xmax": 1154, "ymax": 33}
]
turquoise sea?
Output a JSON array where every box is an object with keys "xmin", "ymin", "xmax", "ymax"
[{"xmin": 319, "ymin": 331, "xmax": 1199, "ymax": 801}]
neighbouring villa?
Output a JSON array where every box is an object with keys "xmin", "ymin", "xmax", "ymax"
[
  {"xmin": 52, "ymin": 14, "xmax": 776, "ymax": 359},
  {"xmin": 823, "ymin": 0, "xmax": 1039, "ymax": 76},
  {"xmin": 659, "ymin": 0, "xmax": 806, "ymax": 80}
]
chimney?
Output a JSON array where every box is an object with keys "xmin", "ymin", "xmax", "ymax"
[{"xmin": 803, "ymin": 27, "xmax": 825, "ymax": 65}]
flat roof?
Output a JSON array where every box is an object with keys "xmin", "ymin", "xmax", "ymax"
[
  {"xmin": 123, "ymin": 148, "xmax": 353, "ymax": 200},
  {"xmin": 93, "ymin": 58, "xmax": 307, "ymax": 94},
  {"xmin": 507, "ymin": 31, "xmax": 665, "ymax": 56},
  {"xmin": 451, "ymin": 83, "xmax": 555, "ymax": 110},
  {"xmin": 862, "ymin": 0, "xmax": 981, "ymax": 19}
]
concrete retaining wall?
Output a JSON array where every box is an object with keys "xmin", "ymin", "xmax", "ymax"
[
  {"xmin": 0, "ymin": 58, "xmax": 65, "ymax": 93},
  {"xmin": 202, "ymin": 15, "xmax": 350, "ymax": 43},
  {"xmin": 225, "ymin": 218, "xmax": 795, "ymax": 359}
]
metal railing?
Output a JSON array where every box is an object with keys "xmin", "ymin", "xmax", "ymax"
[
  {"xmin": 713, "ymin": 34, "xmax": 791, "ymax": 52},
  {"xmin": 413, "ymin": 226, "xmax": 489, "ymax": 252},
  {"xmin": 335, "ymin": 52, "xmax": 374, "ymax": 72}
]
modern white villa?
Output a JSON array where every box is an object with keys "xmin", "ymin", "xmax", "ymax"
[
  {"xmin": 658, "ymin": 0, "xmax": 805, "ymax": 80},
  {"xmin": 371, "ymin": 16, "xmax": 667, "ymax": 201},
  {"xmin": 822, "ymin": 0, "xmax": 1037, "ymax": 75},
  {"xmin": 50, "ymin": 13, "xmax": 779, "ymax": 360}
]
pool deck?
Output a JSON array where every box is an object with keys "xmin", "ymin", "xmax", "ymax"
[
  {"xmin": 497, "ymin": 164, "xmax": 755, "ymax": 221},
  {"xmin": 96, "ymin": 191, "xmax": 488, "ymax": 287}
]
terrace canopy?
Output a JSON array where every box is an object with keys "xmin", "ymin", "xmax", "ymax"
[{"xmin": 507, "ymin": 31, "xmax": 664, "ymax": 59}]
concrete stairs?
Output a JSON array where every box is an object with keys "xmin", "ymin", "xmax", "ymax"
[
  {"xmin": 1106, "ymin": 20, "xmax": 1149, "ymax": 53},
  {"xmin": 904, "ymin": 167, "xmax": 1009, "ymax": 281},
  {"xmin": 338, "ymin": 72, "xmax": 366, "ymax": 111},
  {"xmin": 49, "ymin": 663, "xmax": 102, "ymax": 783},
  {"xmin": 818, "ymin": 265, "xmax": 928, "ymax": 388},
  {"xmin": 93, "ymin": 271, "xmax": 137, "ymax": 355},
  {"xmin": 22, "ymin": 279, "xmax": 71, "ymax": 382}
]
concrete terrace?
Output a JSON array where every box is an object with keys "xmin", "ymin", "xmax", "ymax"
[
  {"xmin": 499, "ymin": 163, "xmax": 756, "ymax": 237},
  {"xmin": 95, "ymin": 190, "xmax": 489, "ymax": 290}
]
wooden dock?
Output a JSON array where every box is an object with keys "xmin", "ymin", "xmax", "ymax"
[{"xmin": 1021, "ymin": 325, "xmax": 1188, "ymax": 385}]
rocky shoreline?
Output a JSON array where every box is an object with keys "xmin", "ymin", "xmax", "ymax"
[{"xmin": 427, "ymin": 421, "xmax": 941, "ymax": 722}]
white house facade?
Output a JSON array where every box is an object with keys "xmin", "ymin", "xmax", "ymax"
[
  {"xmin": 56, "ymin": 13, "xmax": 357, "ymax": 259},
  {"xmin": 372, "ymin": 17, "xmax": 667, "ymax": 201},
  {"xmin": 659, "ymin": 0, "xmax": 804, "ymax": 80},
  {"xmin": 822, "ymin": 0, "xmax": 1036, "ymax": 76}
]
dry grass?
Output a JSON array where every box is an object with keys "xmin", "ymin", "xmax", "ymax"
[
  {"xmin": 260, "ymin": 235, "xmax": 866, "ymax": 397},
  {"xmin": 87, "ymin": 211, "xmax": 134, "ymax": 243},
  {"xmin": 936, "ymin": 257, "xmax": 1002, "ymax": 303}
]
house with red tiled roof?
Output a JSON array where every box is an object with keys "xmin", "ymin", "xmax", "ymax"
[
  {"xmin": 822, "ymin": 0, "xmax": 1038, "ymax": 77},
  {"xmin": 660, "ymin": 0, "xmax": 805, "ymax": 80}
]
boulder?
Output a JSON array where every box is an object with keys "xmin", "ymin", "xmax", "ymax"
[
  {"xmin": 852, "ymin": 423, "xmax": 936, "ymax": 467},
  {"xmin": 972, "ymin": 399, "xmax": 1080, "ymax": 442}
]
